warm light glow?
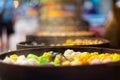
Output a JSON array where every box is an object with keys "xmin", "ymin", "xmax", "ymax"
[{"xmin": 14, "ymin": 0, "xmax": 19, "ymax": 8}]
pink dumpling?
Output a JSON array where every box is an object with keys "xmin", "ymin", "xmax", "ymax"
[
  {"xmin": 91, "ymin": 59, "xmax": 102, "ymax": 65},
  {"xmin": 102, "ymin": 59, "xmax": 113, "ymax": 63}
]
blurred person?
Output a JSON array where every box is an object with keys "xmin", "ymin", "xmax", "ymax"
[
  {"xmin": 103, "ymin": 0, "xmax": 120, "ymax": 48},
  {"xmin": 0, "ymin": 0, "xmax": 15, "ymax": 50},
  {"xmin": 83, "ymin": 1, "xmax": 97, "ymax": 15},
  {"xmin": 92, "ymin": 0, "xmax": 100, "ymax": 13},
  {"xmin": 9, "ymin": 2, "xmax": 39, "ymax": 50}
]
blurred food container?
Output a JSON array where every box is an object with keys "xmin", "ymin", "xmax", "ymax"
[
  {"xmin": 17, "ymin": 37, "xmax": 110, "ymax": 49},
  {"xmin": 38, "ymin": 0, "xmax": 88, "ymax": 33}
]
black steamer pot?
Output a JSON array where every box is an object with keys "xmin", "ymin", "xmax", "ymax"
[
  {"xmin": 26, "ymin": 34, "xmax": 96, "ymax": 42},
  {"xmin": 0, "ymin": 47, "xmax": 120, "ymax": 80},
  {"xmin": 17, "ymin": 37, "xmax": 110, "ymax": 49}
]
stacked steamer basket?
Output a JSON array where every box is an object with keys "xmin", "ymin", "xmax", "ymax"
[
  {"xmin": 16, "ymin": 0, "xmax": 110, "ymax": 50},
  {"xmin": 38, "ymin": 0, "xmax": 86, "ymax": 33}
]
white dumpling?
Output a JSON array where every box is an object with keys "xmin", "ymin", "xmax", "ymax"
[
  {"xmin": 16, "ymin": 55, "xmax": 29, "ymax": 65},
  {"xmin": 27, "ymin": 58, "xmax": 40, "ymax": 66},
  {"xmin": 64, "ymin": 49, "xmax": 74, "ymax": 60},
  {"xmin": 3, "ymin": 57, "xmax": 13, "ymax": 64}
]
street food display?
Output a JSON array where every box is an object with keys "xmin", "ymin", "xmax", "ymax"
[
  {"xmin": 50, "ymin": 39, "xmax": 104, "ymax": 46},
  {"xmin": 23, "ymin": 39, "xmax": 104, "ymax": 46},
  {"xmin": 2, "ymin": 49, "xmax": 120, "ymax": 66},
  {"xmin": 17, "ymin": 38, "xmax": 110, "ymax": 50},
  {"xmin": 0, "ymin": 47, "xmax": 120, "ymax": 80}
]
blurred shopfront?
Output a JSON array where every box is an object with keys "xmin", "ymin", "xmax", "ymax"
[
  {"xmin": 0, "ymin": 0, "xmax": 114, "ymax": 51},
  {"xmin": 0, "ymin": 0, "xmax": 39, "ymax": 51}
]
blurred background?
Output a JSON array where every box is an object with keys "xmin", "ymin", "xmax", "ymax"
[{"xmin": 0, "ymin": 0, "xmax": 116, "ymax": 51}]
